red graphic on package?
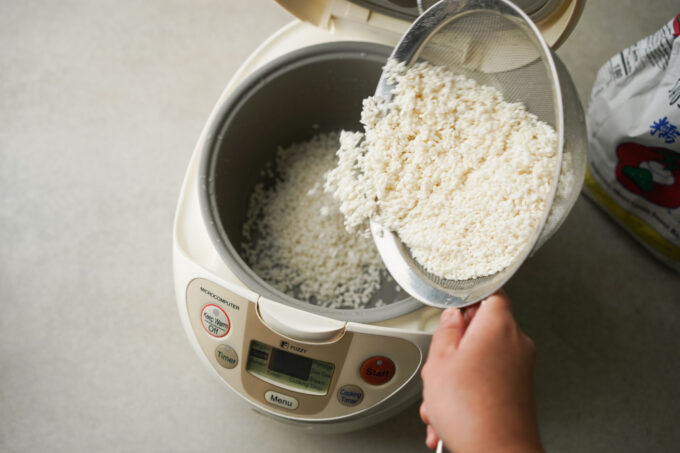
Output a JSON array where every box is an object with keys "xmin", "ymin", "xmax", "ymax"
[{"xmin": 615, "ymin": 142, "xmax": 680, "ymax": 209}]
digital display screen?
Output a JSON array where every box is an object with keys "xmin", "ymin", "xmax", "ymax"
[
  {"xmin": 246, "ymin": 340, "xmax": 335, "ymax": 395},
  {"xmin": 268, "ymin": 348, "xmax": 313, "ymax": 381}
]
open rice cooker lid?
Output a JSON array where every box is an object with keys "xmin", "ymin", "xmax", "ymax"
[{"xmin": 275, "ymin": 0, "xmax": 584, "ymax": 48}]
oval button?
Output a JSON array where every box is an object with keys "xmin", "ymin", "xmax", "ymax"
[
  {"xmin": 337, "ymin": 385, "xmax": 364, "ymax": 407},
  {"xmin": 360, "ymin": 356, "xmax": 395, "ymax": 386},
  {"xmin": 215, "ymin": 345, "xmax": 238, "ymax": 369},
  {"xmin": 264, "ymin": 391, "xmax": 299, "ymax": 410}
]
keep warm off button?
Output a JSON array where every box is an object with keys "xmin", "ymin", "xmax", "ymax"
[
  {"xmin": 201, "ymin": 304, "xmax": 230, "ymax": 338},
  {"xmin": 360, "ymin": 356, "xmax": 395, "ymax": 386},
  {"xmin": 264, "ymin": 391, "xmax": 298, "ymax": 410}
]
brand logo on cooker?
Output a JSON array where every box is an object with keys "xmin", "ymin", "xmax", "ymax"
[{"xmin": 280, "ymin": 341, "xmax": 307, "ymax": 354}]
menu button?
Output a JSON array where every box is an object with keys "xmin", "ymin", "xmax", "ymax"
[{"xmin": 264, "ymin": 391, "xmax": 298, "ymax": 410}]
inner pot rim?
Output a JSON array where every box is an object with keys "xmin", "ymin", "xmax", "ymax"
[{"xmin": 199, "ymin": 41, "xmax": 424, "ymax": 323}]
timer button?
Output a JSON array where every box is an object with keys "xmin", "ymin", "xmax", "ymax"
[
  {"xmin": 360, "ymin": 356, "xmax": 395, "ymax": 386},
  {"xmin": 215, "ymin": 345, "xmax": 238, "ymax": 369}
]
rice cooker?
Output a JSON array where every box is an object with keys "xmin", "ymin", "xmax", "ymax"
[{"xmin": 173, "ymin": 0, "xmax": 585, "ymax": 433}]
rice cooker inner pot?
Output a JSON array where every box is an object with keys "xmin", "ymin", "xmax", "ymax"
[{"xmin": 199, "ymin": 42, "xmax": 423, "ymax": 323}]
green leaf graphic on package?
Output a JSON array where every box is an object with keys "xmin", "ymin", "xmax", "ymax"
[{"xmin": 616, "ymin": 142, "xmax": 680, "ymax": 209}]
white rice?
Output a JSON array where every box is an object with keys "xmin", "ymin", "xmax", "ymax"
[
  {"xmin": 325, "ymin": 61, "xmax": 562, "ymax": 280},
  {"xmin": 241, "ymin": 132, "xmax": 387, "ymax": 308}
]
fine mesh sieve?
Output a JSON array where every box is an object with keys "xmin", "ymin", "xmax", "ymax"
[{"xmin": 370, "ymin": 0, "xmax": 585, "ymax": 309}]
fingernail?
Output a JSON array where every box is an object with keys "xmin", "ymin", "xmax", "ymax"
[{"xmin": 440, "ymin": 308, "xmax": 456, "ymax": 321}]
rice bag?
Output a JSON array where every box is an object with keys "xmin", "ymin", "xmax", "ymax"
[{"xmin": 585, "ymin": 13, "xmax": 680, "ymax": 271}]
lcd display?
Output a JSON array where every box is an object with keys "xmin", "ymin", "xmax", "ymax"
[
  {"xmin": 268, "ymin": 348, "xmax": 313, "ymax": 381},
  {"xmin": 246, "ymin": 340, "xmax": 335, "ymax": 395}
]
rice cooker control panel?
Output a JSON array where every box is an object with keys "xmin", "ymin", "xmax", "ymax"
[{"xmin": 185, "ymin": 278, "xmax": 422, "ymax": 420}]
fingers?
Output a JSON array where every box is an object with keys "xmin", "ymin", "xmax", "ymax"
[
  {"xmin": 429, "ymin": 308, "xmax": 466, "ymax": 354},
  {"xmin": 469, "ymin": 290, "xmax": 514, "ymax": 326},
  {"xmin": 461, "ymin": 302, "xmax": 480, "ymax": 325},
  {"xmin": 421, "ymin": 403, "xmax": 439, "ymax": 449},
  {"xmin": 420, "ymin": 401, "xmax": 430, "ymax": 424},
  {"xmin": 420, "ymin": 403, "xmax": 434, "ymax": 449},
  {"xmin": 461, "ymin": 290, "xmax": 517, "ymax": 344},
  {"xmin": 426, "ymin": 424, "xmax": 439, "ymax": 450},
  {"xmin": 482, "ymin": 290, "xmax": 512, "ymax": 314}
]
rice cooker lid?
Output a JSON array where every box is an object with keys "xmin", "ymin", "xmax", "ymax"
[{"xmin": 275, "ymin": 0, "xmax": 584, "ymax": 48}]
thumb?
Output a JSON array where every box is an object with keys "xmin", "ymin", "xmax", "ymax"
[{"xmin": 429, "ymin": 308, "xmax": 466, "ymax": 357}]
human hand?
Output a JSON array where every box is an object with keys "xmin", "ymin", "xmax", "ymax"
[{"xmin": 419, "ymin": 291, "xmax": 542, "ymax": 453}]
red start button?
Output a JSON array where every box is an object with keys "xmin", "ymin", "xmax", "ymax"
[{"xmin": 360, "ymin": 356, "xmax": 395, "ymax": 385}]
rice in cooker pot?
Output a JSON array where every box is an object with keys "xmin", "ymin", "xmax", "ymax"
[
  {"xmin": 241, "ymin": 132, "xmax": 387, "ymax": 309},
  {"xmin": 325, "ymin": 61, "xmax": 564, "ymax": 280}
]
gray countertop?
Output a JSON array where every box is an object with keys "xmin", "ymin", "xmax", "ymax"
[{"xmin": 1, "ymin": 1, "xmax": 679, "ymax": 452}]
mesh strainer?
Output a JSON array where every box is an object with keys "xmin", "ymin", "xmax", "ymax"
[{"xmin": 370, "ymin": 0, "xmax": 587, "ymax": 309}]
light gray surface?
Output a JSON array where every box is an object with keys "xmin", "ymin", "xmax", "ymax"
[{"xmin": 1, "ymin": 1, "xmax": 678, "ymax": 452}]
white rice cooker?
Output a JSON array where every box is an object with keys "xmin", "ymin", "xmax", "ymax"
[{"xmin": 173, "ymin": 0, "xmax": 585, "ymax": 433}]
